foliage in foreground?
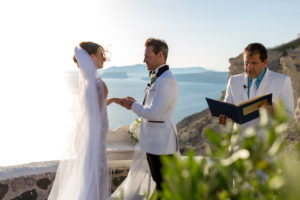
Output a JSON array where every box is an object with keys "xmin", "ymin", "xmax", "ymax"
[{"xmin": 158, "ymin": 102, "xmax": 300, "ymax": 200}]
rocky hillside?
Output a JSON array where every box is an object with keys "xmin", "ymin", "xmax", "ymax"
[{"xmin": 177, "ymin": 37, "xmax": 300, "ymax": 155}]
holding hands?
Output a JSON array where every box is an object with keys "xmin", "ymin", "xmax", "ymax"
[
  {"xmin": 120, "ymin": 96, "xmax": 136, "ymax": 110},
  {"xmin": 107, "ymin": 96, "xmax": 136, "ymax": 110}
]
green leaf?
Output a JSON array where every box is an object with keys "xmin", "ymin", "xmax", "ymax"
[{"xmin": 204, "ymin": 128, "xmax": 222, "ymax": 148}]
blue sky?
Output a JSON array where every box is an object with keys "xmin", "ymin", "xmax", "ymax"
[{"xmin": 97, "ymin": 0, "xmax": 300, "ymax": 70}]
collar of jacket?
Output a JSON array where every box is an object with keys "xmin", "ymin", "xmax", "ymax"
[{"xmin": 149, "ymin": 65, "xmax": 169, "ymax": 84}]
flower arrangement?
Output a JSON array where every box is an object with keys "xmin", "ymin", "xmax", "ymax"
[{"xmin": 128, "ymin": 117, "xmax": 141, "ymax": 142}]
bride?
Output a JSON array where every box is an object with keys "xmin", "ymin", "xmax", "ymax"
[
  {"xmin": 48, "ymin": 41, "xmax": 155, "ymax": 200},
  {"xmin": 48, "ymin": 41, "xmax": 121, "ymax": 200}
]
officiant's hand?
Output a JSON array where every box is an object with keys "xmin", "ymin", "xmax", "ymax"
[
  {"xmin": 260, "ymin": 103, "xmax": 275, "ymax": 116},
  {"xmin": 218, "ymin": 114, "xmax": 228, "ymax": 125}
]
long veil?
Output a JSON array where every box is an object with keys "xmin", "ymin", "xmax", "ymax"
[{"xmin": 48, "ymin": 47, "xmax": 109, "ymax": 200}]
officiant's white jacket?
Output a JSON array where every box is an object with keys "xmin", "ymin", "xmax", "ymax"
[
  {"xmin": 131, "ymin": 70, "xmax": 179, "ymax": 155},
  {"xmin": 224, "ymin": 68, "xmax": 294, "ymax": 128}
]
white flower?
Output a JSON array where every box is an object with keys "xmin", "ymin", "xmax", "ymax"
[
  {"xmin": 150, "ymin": 74, "xmax": 157, "ymax": 84},
  {"xmin": 128, "ymin": 118, "xmax": 141, "ymax": 142}
]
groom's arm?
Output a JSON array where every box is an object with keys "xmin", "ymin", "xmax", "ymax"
[{"xmin": 131, "ymin": 78, "xmax": 179, "ymax": 120}]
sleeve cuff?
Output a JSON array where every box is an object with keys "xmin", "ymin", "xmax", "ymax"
[{"xmin": 131, "ymin": 102, "xmax": 139, "ymax": 114}]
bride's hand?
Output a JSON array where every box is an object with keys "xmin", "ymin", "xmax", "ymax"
[{"xmin": 107, "ymin": 98, "xmax": 122, "ymax": 106}]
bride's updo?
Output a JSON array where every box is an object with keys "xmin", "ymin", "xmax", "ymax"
[{"xmin": 73, "ymin": 41, "xmax": 105, "ymax": 66}]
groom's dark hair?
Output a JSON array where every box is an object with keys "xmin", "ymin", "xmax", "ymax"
[{"xmin": 145, "ymin": 38, "xmax": 168, "ymax": 60}]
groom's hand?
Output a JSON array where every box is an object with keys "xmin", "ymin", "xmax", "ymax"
[
  {"xmin": 126, "ymin": 96, "xmax": 136, "ymax": 102},
  {"xmin": 120, "ymin": 98, "xmax": 134, "ymax": 110}
]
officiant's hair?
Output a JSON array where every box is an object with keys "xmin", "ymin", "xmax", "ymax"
[
  {"xmin": 145, "ymin": 38, "xmax": 168, "ymax": 60},
  {"xmin": 73, "ymin": 41, "xmax": 105, "ymax": 66},
  {"xmin": 243, "ymin": 43, "xmax": 267, "ymax": 62}
]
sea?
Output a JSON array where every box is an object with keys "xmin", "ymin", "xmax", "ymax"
[{"xmin": 98, "ymin": 64, "xmax": 228, "ymax": 130}]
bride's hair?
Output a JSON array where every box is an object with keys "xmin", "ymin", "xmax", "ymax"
[{"xmin": 73, "ymin": 41, "xmax": 105, "ymax": 66}]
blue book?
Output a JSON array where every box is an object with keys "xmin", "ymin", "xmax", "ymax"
[{"xmin": 206, "ymin": 93, "xmax": 272, "ymax": 124}]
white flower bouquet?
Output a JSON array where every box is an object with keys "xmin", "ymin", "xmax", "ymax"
[{"xmin": 128, "ymin": 117, "xmax": 141, "ymax": 142}]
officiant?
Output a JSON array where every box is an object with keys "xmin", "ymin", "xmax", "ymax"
[{"xmin": 219, "ymin": 42, "xmax": 294, "ymax": 128}]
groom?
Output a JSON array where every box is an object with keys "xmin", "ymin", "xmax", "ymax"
[{"xmin": 121, "ymin": 38, "xmax": 179, "ymax": 192}]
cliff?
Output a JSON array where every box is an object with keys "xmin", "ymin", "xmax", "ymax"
[{"xmin": 177, "ymin": 38, "xmax": 300, "ymax": 155}]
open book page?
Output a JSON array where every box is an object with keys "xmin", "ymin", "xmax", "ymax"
[
  {"xmin": 238, "ymin": 94, "xmax": 270, "ymax": 106},
  {"xmin": 242, "ymin": 99, "xmax": 269, "ymax": 115}
]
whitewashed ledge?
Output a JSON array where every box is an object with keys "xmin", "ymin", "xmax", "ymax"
[{"xmin": 0, "ymin": 125, "xmax": 135, "ymax": 200}]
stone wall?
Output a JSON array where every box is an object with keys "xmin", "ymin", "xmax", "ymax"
[
  {"xmin": 0, "ymin": 126, "xmax": 134, "ymax": 200},
  {"xmin": 0, "ymin": 161, "xmax": 131, "ymax": 200},
  {"xmin": 0, "ymin": 169, "xmax": 55, "ymax": 200}
]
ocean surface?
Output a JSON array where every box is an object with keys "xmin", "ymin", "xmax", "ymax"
[{"xmin": 99, "ymin": 65, "xmax": 228, "ymax": 130}]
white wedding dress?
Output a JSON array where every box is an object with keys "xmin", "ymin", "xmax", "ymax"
[
  {"xmin": 48, "ymin": 47, "xmax": 109, "ymax": 200},
  {"xmin": 48, "ymin": 46, "xmax": 155, "ymax": 200}
]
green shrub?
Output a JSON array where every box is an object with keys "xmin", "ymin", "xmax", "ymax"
[{"xmin": 158, "ymin": 101, "xmax": 300, "ymax": 200}]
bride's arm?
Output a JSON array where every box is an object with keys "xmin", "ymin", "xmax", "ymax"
[{"xmin": 107, "ymin": 98, "xmax": 122, "ymax": 106}]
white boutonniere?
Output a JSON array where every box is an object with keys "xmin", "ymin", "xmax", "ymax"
[
  {"xmin": 128, "ymin": 117, "xmax": 141, "ymax": 143},
  {"xmin": 150, "ymin": 73, "xmax": 157, "ymax": 84}
]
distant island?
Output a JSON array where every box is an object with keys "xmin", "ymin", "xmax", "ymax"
[
  {"xmin": 102, "ymin": 64, "xmax": 211, "ymax": 75},
  {"xmin": 101, "ymin": 72, "xmax": 128, "ymax": 79},
  {"xmin": 175, "ymin": 72, "xmax": 228, "ymax": 84},
  {"xmin": 141, "ymin": 71, "xmax": 228, "ymax": 84},
  {"xmin": 101, "ymin": 64, "xmax": 228, "ymax": 83}
]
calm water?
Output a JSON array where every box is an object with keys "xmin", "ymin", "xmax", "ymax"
[{"xmin": 103, "ymin": 67, "xmax": 227, "ymax": 129}]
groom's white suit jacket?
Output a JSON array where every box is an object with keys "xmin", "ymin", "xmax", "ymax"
[
  {"xmin": 224, "ymin": 68, "xmax": 294, "ymax": 128},
  {"xmin": 131, "ymin": 67, "xmax": 179, "ymax": 155}
]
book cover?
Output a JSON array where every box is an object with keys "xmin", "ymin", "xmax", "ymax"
[{"xmin": 206, "ymin": 93, "xmax": 272, "ymax": 124}]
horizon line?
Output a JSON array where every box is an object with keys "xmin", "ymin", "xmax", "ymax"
[{"xmin": 103, "ymin": 64, "xmax": 229, "ymax": 72}]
